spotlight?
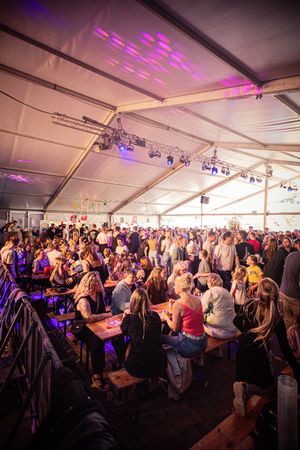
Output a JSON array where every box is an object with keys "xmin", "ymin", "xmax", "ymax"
[
  {"xmin": 206, "ymin": 162, "xmax": 211, "ymax": 171},
  {"xmin": 149, "ymin": 150, "xmax": 155, "ymax": 158},
  {"xmin": 155, "ymin": 150, "xmax": 161, "ymax": 158},
  {"xmin": 256, "ymin": 177, "xmax": 263, "ymax": 183},
  {"xmin": 294, "ymin": 187, "xmax": 298, "ymax": 192},
  {"xmin": 202, "ymin": 162, "xmax": 207, "ymax": 171},
  {"xmin": 127, "ymin": 143, "xmax": 134, "ymax": 152},
  {"xmin": 287, "ymin": 186, "xmax": 292, "ymax": 192},
  {"xmin": 241, "ymin": 172, "xmax": 248, "ymax": 180},
  {"xmin": 211, "ymin": 167, "xmax": 218, "ymax": 175},
  {"xmin": 180, "ymin": 156, "xmax": 190, "ymax": 166},
  {"xmin": 221, "ymin": 166, "xmax": 226, "ymax": 175},
  {"xmin": 185, "ymin": 159, "xmax": 190, "ymax": 167},
  {"xmin": 118, "ymin": 142, "xmax": 127, "ymax": 152},
  {"xmin": 282, "ymin": 184, "xmax": 287, "ymax": 189},
  {"xmin": 226, "ymin": 169, "xmax": 230, "ymax": 176},
  {"xmin": 249, "ymin": 176, "xmax": 255, "ymax": 183},
  {"xmin": 167, "ymin": 155, "xmax": 174, "ymax": 165}
]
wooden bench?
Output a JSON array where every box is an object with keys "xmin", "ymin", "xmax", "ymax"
[
  {"xmin": 48, "ymin": 312, "xmax": 75, "ymax": 335},
  {"xmin": 189, "ymin": 395, "xmax": 270, "ymax": 450},
  {"xmin": 188, "ymin": 331, "xmax": 242, "ymax": 362},
  {"xmin": 108, "ymin": 368, "xmax": 147, "ymax": 427}
]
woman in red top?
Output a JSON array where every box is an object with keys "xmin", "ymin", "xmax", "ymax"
[
  {"xmin": 248, "ymin": 232, "xmax": 260, "ymax": 254},
  {"xmin": 161, "ymin": 272, "xmax": 207, "ymax": 358}
]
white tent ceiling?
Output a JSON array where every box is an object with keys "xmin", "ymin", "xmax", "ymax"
[{"xmin": 0, "ymin": 0, "xmax": 300, "ymax": 222}]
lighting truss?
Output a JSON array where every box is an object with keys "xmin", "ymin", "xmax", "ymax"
[{"xmin": 52, "ymin": 112, "xmax": 298, "ymax": 189}]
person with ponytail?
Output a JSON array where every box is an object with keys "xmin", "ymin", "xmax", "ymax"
[
  {"xmin": 233, "ymin": 278, "xmax": 300, "ymax": 416},
  {"xmin": 120, "ymin": 288, "xmax": 167, "ymax": 378}
]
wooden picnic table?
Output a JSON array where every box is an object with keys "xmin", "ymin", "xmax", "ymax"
[{"xmin": 44, "ymin": 286, "xmax": 77, "ymax": 313}]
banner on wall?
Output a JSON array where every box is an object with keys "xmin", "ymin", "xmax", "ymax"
[{"xmin": 40, "ymin": 220, "xmax": 49, "ymax": 236}]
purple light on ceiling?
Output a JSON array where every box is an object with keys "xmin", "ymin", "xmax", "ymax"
[
  {"xmin": 170, "ymin": 53, "xmax": 182, "ymax": 62},
  {"xmin": 227, "ymin": 75, "xmax": 240, "ymax": 83},
  {"xmin": 138, "ymin": 37, "xmax": 152, "ymax": 47},
  {"xmin": 223, "ymin": 91, "xmax": 231, "ymax": 98},
  {"xmin": 174, "ymin": 50, "xmax": 186, "ymax": 60},
  {"xmin": 111, "ymin": 37, "xmax": 125, "ymax": 46},
  {"xmin": 17, "ymin": 160, "xmax": 24, "ymax": 162},
  {"xmin": 158, "ymin": 66, "xmax": 170, "ymax": 74},
  {"xmin": 104, "ymin": 59, "xmax": 115, "ymax": 66},
  {"xmin": 232, "ymin": 87, "xmax": 240, "ymax": 96},
  {"xmin": 123, "ymin": 66, "xmax": 135, "ymax": 73},
  {"xmin": 126, "ymin": 40, "xmax": 140, "ymax": 49},
  {"xmin": 168, "ymin": 60, "xmax": 179, "ymax": 69},
  {"xmin": 95, "ymin": 27, "xmax": 109, "ymax": 37},
  {"xmin": 156, "ymin": 33, "xmax": 170, "ymax": 43},
  {"xmin": 191, "ymin": 73, "xmax": 201, "ymax": 81},
  {"xmin": 153, "ymin": 78, "xmax": 166, "ymax": 85},
  {"xmin": 139, "ymin": 55, "xmax": 150, "ymax": 63},
  {"xmin": 148, "ymin": 64, "xmax": 160, "ymax": 71},
  {"xmin": 220, "ymin": 79, "xmax": 233, "ymax": 87},
  {"xmin": 157, "ymin": 41, "xmax": 172, "ymax": 52},
  {"xmin": 180, "ymin": 63, "xmax": 191, "ymax": 72},
  {"xmin": 138, "ymin": 69, "xmax": 150, "ymax": 76},
  {"xmin": 126, "ymin": 46, "xmax": 140, "ymax": 55},
  {"xmin": 147, "ymin": 57, "xmax": 162, "ymax": 66},
  {"xmin": 107, "ymin": 57, "xmax": 119, "ymax": 64},
  {"xmin": 93, "ymin": 31, "xmax": 106, "ymax": 40},
  {"xmin": 136, "ymin": 73, "xmax": 148, "ymax": 79},
  {"xmin": 105, "ymin": 44, "xmax": 119, "ymax": 53},
  {"xmin": 25, "ymin": 161, "xmax": 32, "ymax": 163},
  {"xmin": 187, "ymin": 61, "xmax": 197, "ymax": 69},
  {"xmin": 141, "ymin": 31, "xmax": 155, "ymax": 42},
  {"xmin": 124, "ymin": 48, "xmax": 136, "ymax": 56},
  {"xmin": 109, "ymin": 30, "xmax": 124, "ymax": 40},
  {"xmin": 242, "ymin": 84, "xmax": 251, "ymax": 93},
  {"xmin": 155, "ymin": 47, "xmax": 168, "ymax": 57},
  {"xmin": 109, "ymin": 41, "xmax": 122, "ymax": 50}
]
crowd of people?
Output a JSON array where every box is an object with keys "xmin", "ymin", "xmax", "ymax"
[{"xmin": 1, "ymin": 222, "xmax": 300, "ymax": 412}]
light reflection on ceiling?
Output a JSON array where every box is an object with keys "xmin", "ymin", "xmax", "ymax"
[{"xmin": 93, "ymin": 26, "xmax": 208, "ymax": 87}]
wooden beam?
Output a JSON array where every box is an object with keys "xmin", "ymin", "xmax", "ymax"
[{"xmin": 117, "ymin": 76, "xmax": 300, "ymax": 114}]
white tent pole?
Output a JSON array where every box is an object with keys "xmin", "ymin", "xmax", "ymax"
[
  {"xmin": 264, "ymin": 173, "xmax": 269, "ymax": 230},
  {"xmin": 201, "ymin": 202, "xmax": 203, "ymax": 230}
]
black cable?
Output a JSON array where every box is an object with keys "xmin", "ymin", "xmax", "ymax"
[{"xmin": 0, "ymin": 90, "xmax": 53, "ymax": 115}]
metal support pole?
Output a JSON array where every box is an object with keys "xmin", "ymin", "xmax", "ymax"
[
  {"xmin": 0, "ymin": 302, "xmax": 25, "ymax": 357},
  {"xmin": 264, "ymin": 177, "xmax": 269, "ymax": 230},
  {"xmin": 201, "ymin": 201, "xmax": 203, "ymax": 230}
]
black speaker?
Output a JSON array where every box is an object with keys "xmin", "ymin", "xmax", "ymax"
[{"xmin": 200, "ymin": 196, "xmax": 210, "ymax": 204}]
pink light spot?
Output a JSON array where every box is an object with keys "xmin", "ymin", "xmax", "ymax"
[
  {"xmin": 25, "ymin": 161, "xmax": 32, "ymax": 163},
  {"xmin": 126, "ymin": 40, "xmax": 140, "ymax": 49},
  {"xmin": 136, "ymin": 73, "xmax": 148, "ymax": 79},
  {"xmin": 109, "ymin": 31, "xmax": 124, "ymax": 40},
  {"xmin": 126, "ymin": 46, "xmax": 140, "ymax": 55},
  {"xmin": 93, "ymin": 31, "xmax": 106, "ymax": 40},
  {"xmin": 147, "ymin": 57, "xmax": 162, "ymax": 66},
  {"xmin": 187, "ymin": 61, "xmax": 197, "ymax": 69},
  {"xmin": 122, "ymin": 61, "xmax": 134, "ymax": 67},
  {"xmin": 242, "ymin": 84, "xmax": 251, "ymax": 93},
  {"xmin": 138, "ymin": 70, "xmax": 150, "ymax": 76},
  {"xmin": 180, "ymin": 63, "xmax": 191, "ymax": 72},
  {"xmin": 107, "ymin": 57, "xmax": 119, "ymax": 64},
  {"xmin": 95, "ymin": 27, "xmax": 109, "ymax": 37},
  {"xmin": 111, "ymin": 37, "xmax": 125, "ymax": 46},
  {"xmin": 156, "ymin": 33, "xmax": 170, "ymax": 43},
  {"xmin": 141, "ymin": 31, "xmax": 155, "ymax": 42},
  {"xmin": 104, "ymin": 59, "xmax": 115, "ymax": 66},
  {"xmin": 105, "ymin": 44, "xmax": 119, "ymax": 53},
  {"xmin": 170, "ymin": 53, "xmax": 182, "ymax": 62},
  {"xmin": 155, "ymin": 47, "xmax": 168, "ymax": 57},
  {"xmin": 148, "ymin": 64, "xmax": 160, "ymax": 71},
  {"xmin": 227, "ymin": 76, "xmax": 240, "ymax": 83},
  {"xmin": 119, "ymin": 68, "xmax": 130, "ymax": 74},
  {"xmin": 139, "ymin": 55, "xmax": 150, "ymax": 63},
  {"xmin": 158, "ymin": 41, "xmax": 172, "ymax": 52},
  {"xmin": 159, "ymin": 66, "xmax": 170, "ymax": 74},
  {"xmin": 109, "ymin": 42, "xmax": 122, "ymax": 50},
  {"xmin": 168, "ymin": 60, "xmax": 179, "ymax": 69},
  {"xmin": 123, "ymin": 65, "xmax": 135, "ymax": 73},
  {"xmin": 223, "ymin": 91, "xmax": 231, "ymax": 98},
  {"xmin": 139, "ymin": 37, "xmax": 152, "ymax": 47},
  {"xmin": 174, "ymin": 50, "xmax": 186, "ymax": 60},
  {"xmin": 232, "ymin": 87, "xmax": 240, "ymax": 96},
  {"xmin": 220, "ymin": 79, "xmax": 233, "ymax": 87},
  {"xmin": 17, "ymin": 159, "xmax": 24, "ymax": 162},
  {"xmin": 153, "ymin": 78, "xmax": 166, "ymax": 85},
  {"xmin": 149, "ymin": 51, "xmax": 163, "ymax": 61},
  {"xmin": 124, "ymin": 49, "xmax": 136, "ymax": 56},
  {"xmin": 191, "ymin": 73, "xmax": 201, "ymax": 81}
]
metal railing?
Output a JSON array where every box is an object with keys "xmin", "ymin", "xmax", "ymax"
[{"xmin": 0, "ymin": 263, "xmax": 62, "ymax": 449}]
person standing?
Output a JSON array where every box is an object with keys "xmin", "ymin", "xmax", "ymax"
[
  {"xmin": 96, "ymin": 227, "xmax": 108, "ymax": 256},
  {"xmin": 280, "ymin": 249, "xmax": 300, "ymax": 330},
  {"xmin": 213, "ymin": 231, "xmax": 239, "ymax": 291},
  {"xmin": 127, "ymin": 226, "xmax": 140, "ymax": 255},
  {"xmin": 235, "ymin": 230, "xmax": 255, "ymax": 266},
  {"xmin": 88, "ymin": 224, "xmax": 99, "ymax": 244},
  {"xmin": 171, "ymin": 236, "xmax": 190, "ymax": 267},
  {"xmin": 203, "ymin": 231, "xmax": 216, "ymax": 261}
]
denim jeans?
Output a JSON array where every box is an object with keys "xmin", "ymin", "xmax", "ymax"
[
  {"xmin": 161, "ymin": 331, "xmax": 207, "ymax": 358},
  {"xmin": 162, "ymin": 251, "xmax": 171, "ymax": 276},
  {"xmin": 218, "ymin": 270, "xmax": 232, "ymax": 292},
  {"xmin": 149, "ymin": 249, "xmax": 159, "ymax": 267}
]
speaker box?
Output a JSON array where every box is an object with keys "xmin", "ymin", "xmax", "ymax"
[{"xmin": 200, "ymin": 196, "xmax": 210, "ymax": 204}]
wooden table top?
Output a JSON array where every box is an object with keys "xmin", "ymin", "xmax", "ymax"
[
  {"xmin": 44, "ymin": 286, "xmax": 77, "ymax": 297},
  {"xmin": 87, "ymin": 301, "xmax": 169, "ymax": 342}
]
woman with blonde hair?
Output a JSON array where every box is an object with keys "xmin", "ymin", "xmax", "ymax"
[
  {"xmin": 161, "ymin": 273, "xmax": 207, "ymax": 358},
  {"xmin": 233, "ymin": 278, "xmax": 300, "ymax": 416},
  {"xmin": 49, "ymin": 257, "xmax": 69, "ymax": 288},
  {"xmin": 71, "ymin": 272, "xmax": 111, "ymax": 391},
  {"xmin": 121, "ymin": 288, "xmax": 167, "ymax": 378},
  {"xmin": 148, "ymin": 231, "xmax": 159, "ymax": 267},
  {"xmin": 167, "ymin": 261, "xmax": 190, "ymax": 299},
  {"xmin": 145, "ymin": 265, "xmax": 168, "ymax": 304}
]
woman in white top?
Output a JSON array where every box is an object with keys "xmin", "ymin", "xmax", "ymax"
[
  {"xmin": 187, "ymin": 230, "xmax": 201, "ymax": 276},
  {"xmin": 161, "ymin": 230, "xmax": 173, "ymax": 277},
  {"xmin": 201, "ymin": 273, "xmax": 236, "ymax": 339}
]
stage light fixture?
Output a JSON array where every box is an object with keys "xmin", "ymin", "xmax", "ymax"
[
  {"xmin": 287, "ymin": 186, "xmax": 292, "ymax": 192},
  {"xmin": 206, "ymin": 163, "xmax": 211, "ymax": 171},
  {"xmin": 180, "ymin": 156, "xmax": 190, "ymax": 166},
  {"xmin": 118, "ymin": 142, "xmax": 127, "ymax": 152},
  {"xmin": 185, "ymin": 159, "xmax": 190, "ymax": 167},
  {"xmin": 155, "ymin": 150, "xmax": 161, "ymax": 158},
  {"xmin": 149, "ymin": 150, "xmax": 155, "ymax": 158},
  {"xmin": 249, "ymin": 176, "xmax": 255, "ymax": 183},
  {"xmin": 256, "ymin": 177, "xmax": 263, "ymax": 183},
  {"xmin": 221, "ymin": 166, "xmax": 226, "ymax": 175},
  {"xmin": 241, "ymin": 172, "xmax": 248, "ymax": 180},
  {"xmin": 127, "ymin": 143, "xmax": 134, "ymax": 152},
  {"xmin": 202, "ymin": 162, "xmax": 207, "ymax": 171},
  {"xmin": 167, "ymin": 155, "xmax": 174, "ymax": 165},
  {"xmin": 226, "ymin": 169, "xmax": 230, "ymax": 176},
  {"xmin": 211, "ymin": 167, "xmax": 218, "ymax": 175}
]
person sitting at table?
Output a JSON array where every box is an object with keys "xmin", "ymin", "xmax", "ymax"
[
  {"xmin": 128, "ymin": 253, "xmax": 142, "ymax": 271},
  {"xmin": 49, "ymin": 257, "xmax": 69, "ymax": 289},
  {"xmin": 107, "ymin": 252, "xmax": 121, "ymax": 279},
  {"xmin": 116, "ymin": 257, "xmax": 132, "ymax": 281},
  {"xmin": 161, "ymin": 272, "xmax": 207, "ymax": 358},
  {"xmin": 71, "ymin": 272, "xmax": 111, "ymax": 391},
  {"xmin": 111, "ymin": 268, "xmax": 137, "ymax": 316},
  {"xmin": 32, "ymin": 249, "xmax": 49, "ymax": 275},
  {"xmin": 167, "ymin": 262, "xmax": 190, "ymax": 299},
  {"xmin": 201, "ymin": 273, "xmax": 236, "ymax": 344},
  {"xmin": 103, "ymin": 247, "xmax": 111, "ymax": 264},
  {"xmin": 139, "ymin": 256, "xmax": 153, "ymax": 284},
  {"xmin": 145, "ymin": 265, "xmax": 168, "ymax": 305},
  {"xmin": 81, "ymin": 243, "xmax": 108, "ymax": 285},
  {"xmin": 121, "ymin": 288, "xmax": 167, "ymax": 378}
]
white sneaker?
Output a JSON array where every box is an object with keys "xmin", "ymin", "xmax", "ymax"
[{"xmin": 233, "ymin": 382, "xmax": 249, "ymax": 416}]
